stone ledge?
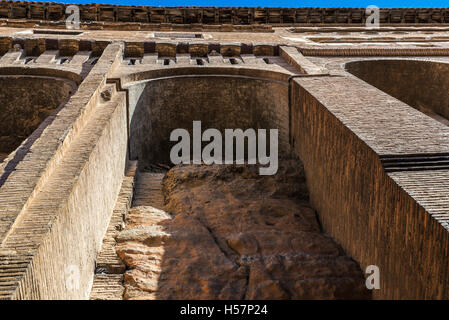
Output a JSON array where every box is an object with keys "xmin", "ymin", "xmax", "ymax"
[{"xmin": 290, "ymin": 75, "xmax": 449, "ymax": 299}]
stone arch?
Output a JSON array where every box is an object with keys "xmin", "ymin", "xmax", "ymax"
[
  {"xmin": 345, "ymin": 59, "xmax": 449, "ymax": 125},
  {"xmin": 121, "ymin": 67, "xmax": 292, "ymax": 166}
]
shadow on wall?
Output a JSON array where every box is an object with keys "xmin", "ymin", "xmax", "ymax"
[
  {"xmin": 127, "ymin": 75, "xmax": 289, "ymax": 168},
  {"xmin": 0, "ymin": 75, "xmax": 77, "ymax": 186},
  {"xmin": 345, "ymin": 59, "xmax": 449, "ymax": 125}
]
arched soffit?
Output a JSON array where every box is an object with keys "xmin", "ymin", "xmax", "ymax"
[
  {"xmin": 123, "ymin": 66, "xmax": 291, "ymax": 166},
  {"xmin": 0, "ymin": 66, "xmax": 82, "ymax": 85},
  {"xmin": 345, "ymin": 59, "xmax": 449, "ymax": 122},
  {"xmin": 0, "ymin": 71, "xmax": 78, "ymax": 169},
  {"xmin": 119, "ymin": 66, "xmax": 294, "ymax": 86}
]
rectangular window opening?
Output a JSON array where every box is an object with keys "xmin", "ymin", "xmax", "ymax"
[
  {"xmin": 33, "ymin": 29, "xmax": 83, "ymax": 36},
  {"xmin": 154, "ymin": 32, "xmax": 203, "ymax": 39}
]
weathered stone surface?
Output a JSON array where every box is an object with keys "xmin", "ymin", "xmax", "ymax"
[
  {"xmin": 116, "ymin": 160, "xmax": 370, "ymax": 299},
  {"xmin": 1, "ymin": 2, "xmax": 448, "ymax": 27}
]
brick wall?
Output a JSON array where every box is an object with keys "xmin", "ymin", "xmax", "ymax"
[
  {"xmin": 0, "ymin": 43, "xmax": 128, "ymax": 299},
  {"xmin": 291, "ymin": 75, "xmax": 449, "ymax": 299}
]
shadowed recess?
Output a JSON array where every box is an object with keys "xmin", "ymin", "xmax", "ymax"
[{"xmin": 346, "ymin": 59, "xmax": 449, "ymax": 126}]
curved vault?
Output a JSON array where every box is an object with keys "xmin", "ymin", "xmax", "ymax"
[
  {"xmin": 123, "ymin": 68, "xmax": 292, "ymax": 166},
  {"xmin": 345, "ymin": 59, "xmax": 449, "ymax": 125}
]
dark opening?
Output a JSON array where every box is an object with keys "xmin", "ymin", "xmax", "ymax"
[
  {"xmin": 263, "ymin": 58, "xmax": 272, "ymax": 64},
  {"xmin": 0, "ymin": 75, "xmax": 76, "ymax": 164}
]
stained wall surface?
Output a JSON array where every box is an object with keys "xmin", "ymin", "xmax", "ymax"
[{"xmin": 0, "ymin": 75, "xmax": 75, "ymax": 155}]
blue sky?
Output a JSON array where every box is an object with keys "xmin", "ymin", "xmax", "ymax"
[{"xmin": 33, "ymin": 1, "xmax": 449, "ymax": 8}]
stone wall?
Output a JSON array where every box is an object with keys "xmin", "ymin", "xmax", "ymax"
[{"xmin": 0, "ymin": 75, "xmax": 75, "ymax": 154}]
